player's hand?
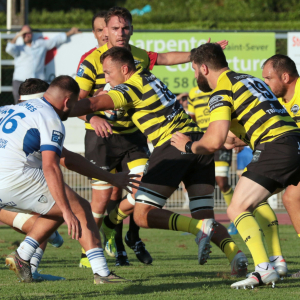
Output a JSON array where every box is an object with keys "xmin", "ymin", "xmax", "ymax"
[
  {"xmin": 63, "ymin": 210, "xmax": 81, "ymax": 240},
  {"xmin": 70, "ymin": 27, "xmax": 81, "ymax": 35},
  {"xmin": 110, "ymin": 172, "xmax": 141, "ymax": 193},
  {"xmin": 207, "ymin": 38, "xmax": 228, "ymax": 50},
  {"xmin": 90, "ymin": 116, "xmax": 113, "ymax": 138},
  {"xmin": 171, "ymin": 132, "xmax": 192, "ymax": 152}
]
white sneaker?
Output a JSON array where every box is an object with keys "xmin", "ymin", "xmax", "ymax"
[
  {"xmin": 271, "ymin": 259, "xmax": 288, "ymax": 278},
  {"xmin": 195, "ymin": 219, "xmax": 217, "ymax": 265},
  {"xmin": 32, "ymin": 270, "xmax": 65, "ymax": 282},
  {"xmin": 231, "ymin": 269, "xmax": 279, "ymax": 289},
  {"xmin": 231, "ymin": 251, "xmax": 248, "ymax": 277}
]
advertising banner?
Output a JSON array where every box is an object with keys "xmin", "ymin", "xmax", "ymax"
[{"xmin": 288, "ymin": 32, "xmax": 300, "ymax": 74}]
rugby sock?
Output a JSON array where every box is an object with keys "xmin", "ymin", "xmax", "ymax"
[
  {"xmin": 168, "ymin": 213, "xmax": 203, "ymax": 236},
  {"xmin": 86, "ymin": 248, "xmax": 110, "ymax": 277},
  {"xmin": 48, "ymin": 232, "xmax": 57, "ymax": 243},
  {"xmin": 30, "ymin": 247, "xmax": 44, "ymax": 273},
  {"xmin": 104, "ymin": 204, "xmax": 128, "ymax": 229},
  {"xmin": 17, "ymin": 237, "xmax": 40, "ymax": 261},
  {"xmin": 234, "ymin": 212, "xmax": 269, "ymax": 266},
  {"xmin": 219, "ymin": 238, "xmax": 239, "ymax": 263},
  {"xmin": 253, "ymin": 201, "xmax": 282, "ymax": 257},
  {"xmin": 115, "ymin": 222, "xmax": 125, "ymax": 252},
  {"xmin": 222, "ymin": 187, "xmax": 233, "ymax": 207},
  {"xmin": 128, "ymin": 213, "xmax": 140, "ymax": 241}
]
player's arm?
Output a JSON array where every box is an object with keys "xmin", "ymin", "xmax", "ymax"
[
  {"xmin": 42, "ymin": 151, "xmax": 80, "ymax": 240},
  {"xmin": 60, "ymin": 147, "xmax": 140, "ymax": 193},
  {"xmin": 171, "ymin": 120, "xmax": 231, "ymax": 155},
  {"xmin": 156, "ymin": 40, "xmax": 228, "ymax": 65}
]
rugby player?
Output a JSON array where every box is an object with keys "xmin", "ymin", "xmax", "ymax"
[
  {"xmin": 171, "ymin": 43, "xmax": 300, "ymax": 288},
  {"xmin": 70, "ymin": 46, "xmax": 250, "ymax": 277},
  {"xmin": 76, "ymin": 6, "xmax": 228, "ymax": 267},
  {"xmin": 187, "ymin": 87, "xmax": 237, "ymax": 234},
  {"xmin": 262, "ymin": 54, "xmax": 300, "ymax": 277},
  {"xmin": 0, "ymin": 76, "xmax": 137, "ymax": 284}
]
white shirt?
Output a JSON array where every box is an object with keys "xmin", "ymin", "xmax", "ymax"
[{"xmin": 0, "ymin": 98, "xmax": 65, "ymax": 187}]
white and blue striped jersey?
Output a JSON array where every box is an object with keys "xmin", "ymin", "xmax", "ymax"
[{"xmin": 0, "ymin": 97, "xmax": 65, "ymax": 188}]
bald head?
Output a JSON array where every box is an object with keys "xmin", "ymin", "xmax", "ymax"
[
  {"xmin": 44, "ymin": 76, "xmax": 80, "ymax": 121},
  {"xmin": 21, "ymin": 25, "xmax": 33, "ymax": 44}
]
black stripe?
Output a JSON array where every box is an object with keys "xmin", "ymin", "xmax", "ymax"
[
  {"xmin": 293, "ymin": 116, "xmax": 300, "ymax": 122},
  {"xmin": 226, "ymin": 71, "xmax": 253, "ymax": 85},
  {"xmin": 210, "ymin": 89, "xmax": 233, "ymax": 98},
  {"xmin": 232, "ymin": 95, "xmax": 257, "ymax": 120},
  {"xmin": 233, "ymin": 85, "xmax": 249, "ymax": 100},
  {"xmin": 234, "ymin": 212, "xmax": 252, "ymax": 228},
  {"xmin": 135, "ymin": 99, "xmax": 164, "ymax": 112},
  {"xmin": 200, "ymin": 127, "xmax": 208, "ymax": 131},
  {"xmin": 190, "ymin": 206, "xmax": 213, "ymax": 212},
  {"xmin": 144, "ymin": 121, "xmax": 165, "ymax": 137},
  {"xmin": 190, "ymin": 196, "xmax": 214, "ymax": 201},
  {"xmin": 255, "ymin": 121, "xmax": 297, "ymax": 146},
  {"xmin": 252, "ymin": 272, "xmax": 264, "ymax": 285},
  {"xmin": 96, "ymin": 74, "xmax": 105, "ymax": 79},
  {"xmin": 256, "ymin": 201, "xmax": 268, "ymax": 208},
  {"xmin": 82, "ymin": 73, "xmax": 94, "ymax": 82},
  {"xmin": 220, "ymin": 238, "xmax": 231, "ymax": 252},
  {"xmin": 125, "ymin": 83, "xmax": 143, "ymax": 99},
  {"xmin": 142, "ymin": 88, "xmax": 157, "ymax": 100},
  {"xmin": 174, "ymin": 214, "xmax": 179, "ymax": 231},
  {"xmin": 170, "ymin": 214, "xmax": 176, "ymax": 231},
  {"xmin": 135, "ymin": 199, "xmax": 163, "ymax": 209},
  {"xmin": 210, "ymin": 101, "xmax": 232, "ymax": 112},
  {"xmin": 123, "ymin": 91, "xmax": 133, "ymax": 104},
  {"xmin": 82, "ymin": 60, "xmax": 97, "ymax": 76},
  {"xmin": 138, "ymin": 187, "xmax": 167, "ymax": 200},
  {"xmin": 193, "ymin": 95, "xmax": 210, "ymax": 101},
  {"xmin": 195, "ymin": 103, "xmax": 208, "ymax": 109},
  {"xmin": 111, "ymin": 125, "xmax": 136, "ymax": 132}
]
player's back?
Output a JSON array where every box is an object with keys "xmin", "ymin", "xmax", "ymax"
[
  {"xmin": 210, "ymin": 70, "xmax": 300, "ymax": 149},
  {"xmin": 0, "ymin": 98, "xmax": 65, "ymax": 187},
  {"xmin": 109, "ymin": 68, "xmax": 201, "ymax": 147}
]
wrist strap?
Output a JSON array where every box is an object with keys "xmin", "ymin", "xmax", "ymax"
[
  {"xmin": 86, "ymin": 114, "xmax": 96, "ymax": 122},
  {"xmin": 185, "ymin": 141, "xmax": 193, "ymax": 153}
]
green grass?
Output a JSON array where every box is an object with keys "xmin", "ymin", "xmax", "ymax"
[{"xmin": 0, "ymin": 224, "xmax": 299, "ymax": 299}]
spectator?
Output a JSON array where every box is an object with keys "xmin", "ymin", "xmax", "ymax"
[{"xmin": 6, "ymin": 25, "xmax": 80, "ymax": 103}]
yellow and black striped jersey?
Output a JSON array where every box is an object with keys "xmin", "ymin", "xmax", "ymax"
[
  {"xmin": 75, "ymin": 43, "xmax": 153, "ymax": 134},
  {"xmin": 278, "ymin": 77, "xmax": 300, "ymax": 128},
  {"xmin": 108, "ymin": 68, "xmax": 201, "ymax": 147},
  {"xmin": 187, "ymin": 86, "xmax": 211, "ymax": 132},
  {"xmin": 209, "ymin": 70, "xmax": 300, "ymax": 150}
]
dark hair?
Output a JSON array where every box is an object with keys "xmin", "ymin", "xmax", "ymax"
[
  {"xmin": 19, "ymin": 78, "xmax": 49, "ymax": 95},
  {"xmin": 92, "ymin": 11, "xmax": 107, "ymax": 30},
  {"xmin": 262, "ymin": 54, "xmax": 299, "ymax": 77},
  {"xmin": 49, "ymin": 75, "xmax": 80, "ymax": 95},
  {"xmin": 105, "ymin": 6, "xmax": 132, "ymax": 25},
  {"xmin": 190, "ymin": 43, "xmax": 228, "ymax": 70},
  {"xmin": 100, "ymin": 47, "xmax": 136, "ymax": 72}
]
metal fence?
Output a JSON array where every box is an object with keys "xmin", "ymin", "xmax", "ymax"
[{"xmin": 61, "ymin": 152, "xmax": 285, "ymax": 210}]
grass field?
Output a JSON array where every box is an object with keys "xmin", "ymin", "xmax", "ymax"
[{"xmin": 0, "ymin": 224, "xmax": 299, "ymax": 299}]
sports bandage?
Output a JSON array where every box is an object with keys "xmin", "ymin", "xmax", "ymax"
[
  {"xmin": 20, "ymin": 92, "xmax": 45, "ymax": 100},
  {"xmin": 215, "ymin": 166, "xmax": 229, "ymax": 177},
  {"xmin": 189, "ymin": 193, "xmax": 214, "ymax": 213},
  {"xmin": 135, "ymin": 187, "xmax": 167, "ymax": 208},
  {"xmin": 127, "ymin": 193, "xmax": 136, "ymax": 205},
  {"xmin": 13, "ymin": 213, "xmax": 34, "ymax": 231},
  {"xmin": 92, "ymin": 212, "xmax": 104, "ymax": 219},
  {"xmin": 91, "ymin": 180, "xmax": 113, "ymax": 190}
]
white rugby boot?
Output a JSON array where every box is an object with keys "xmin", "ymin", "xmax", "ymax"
[
  {"xmin": 231, "ymin": 269, "xmax": 279, "ymax": 289},
  {"xmin": 231, "ymin": 251, "xmax": 248, "ymax": 277},
  {"xmin": 270, "ymin": 258, "xmax": 288, "ymax": 279},
  {"xmin": 195, "ymin": 219, "xmax": 217, "ymax": 265}
]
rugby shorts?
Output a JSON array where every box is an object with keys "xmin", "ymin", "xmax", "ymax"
[
  {"xmin": 136, "ymin": 133, "xmax": 215, "ymax": 208},
  {"xmin": 214, "ymin": 149, "xmax": 232, "ymax": 167},
  {"xmin": 85, "ymin": 129, "xmax": 149, "ymax": 177},
  {"xmin": 243, "ymin": 134, "xmax": 300, "ymax": 193},
  {"xmin": 0, "ymin": 171, "xmax": 56, "ymax": 215}
]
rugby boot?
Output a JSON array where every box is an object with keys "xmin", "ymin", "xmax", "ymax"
[
  {"xmin": 231, "ymin": 251, "xmax": 248, "ymax": 277},
  {"xmin": 195, "ymin": 218, "xmax": 217, "ymax": 265},
  {"xmin": 6, "ymin": 251, "xmax": 32, "ymax": 283},
  {"xmin": 125, "ymin": 232, "xmax": 152, "ymax": 264},
  {"xmin": 231, "ymin": 269, "xmax": 279, "ymax": 289},
  {"xmin": 94, "ymin": 271, "xmax": 130, "ymax": 284}
]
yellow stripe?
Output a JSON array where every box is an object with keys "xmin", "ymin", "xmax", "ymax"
[{"xmin": 127, "ymin": 158, "xmax": 148, "ymax": 170}]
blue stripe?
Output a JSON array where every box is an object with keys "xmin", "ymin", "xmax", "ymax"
[
  {"xmin": 25, "ymin": 237, "xmax": 39, "ymax": 249},
  {"xmin": 23, "ymin": 128, "xmax": 40, "ymax": 156},
  {"xmin": 40, "ymin": 145, "xmax": 61, "ymax": 157},
  {"xmin": 87, "ymin": 253, "xmax": 104, "ymax": 260}
]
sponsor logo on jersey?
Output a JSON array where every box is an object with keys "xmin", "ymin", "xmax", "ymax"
[
  {"xmin": 291, "ymin": 104, "xmax": 299, "ymax": 115},
  {"xmin": 51, "ymin": 130, "xmax": 64, "ymax": 146},
  {"xmin": 77, "ymin": 64, "xmax": 86, "ymax": 77},
  {"xmin": 38, "ymin": 195, "xmax": 48, "ymax": 203},
  {"xmin": 251, "ymin": 150, "xmax": 261, "ymax": 163},
  {"xmin": 112, "ymin": 84, "xmax": 129, "ymax": 94},
  {"xmin": 209, "ymin": 95, "xmax": 224, "ymax": 106},
  {"xmin": 0, "ymin": 138, "xmax": 8, "ymax": 149}
]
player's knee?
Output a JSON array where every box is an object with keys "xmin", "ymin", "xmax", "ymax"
[
  {"xmin": 79, "ymin": 198, "xmax": 92, "ymax": 213},
  {"xmin": 133, "ymin": 204, "xmax": 150, "ymax": 228}
]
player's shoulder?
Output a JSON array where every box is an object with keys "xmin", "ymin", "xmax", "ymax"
[
  {"xmin": 189, "ymin": 86, "xmax": 201, "ymax": 99},
  {"xmin": 83, "ymin": 44, "xmax": 108, "ymax": 64},
  {"xmin": 80, "ymin": 47, "xmax": 97, "ymax": 62},
  {"xmin": 130, "ymin": 44, "xmax": 151, "ymax": 62}
]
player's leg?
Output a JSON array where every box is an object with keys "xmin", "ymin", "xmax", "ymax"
[{"xmin": 186, "ymin": 183, "xmax": 248, "ymax": 277}]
